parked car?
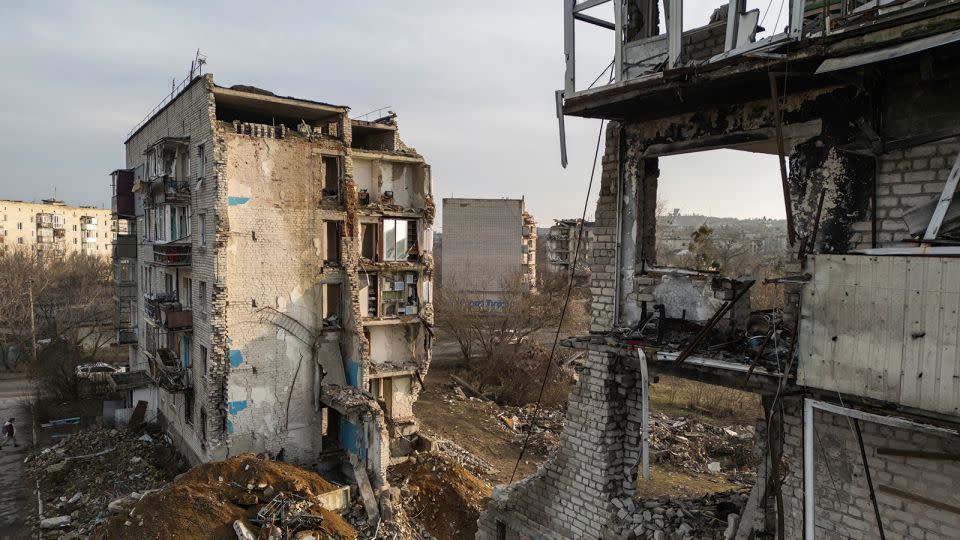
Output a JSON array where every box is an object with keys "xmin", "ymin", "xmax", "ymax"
[{"xmin": 76, "ymin": 363, "xmax": 122, "ymax": 381}]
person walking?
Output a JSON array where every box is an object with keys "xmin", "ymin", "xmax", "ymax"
[{"xmin": 0, "ymin": 418, "xmax": 18, "ymax": 448}]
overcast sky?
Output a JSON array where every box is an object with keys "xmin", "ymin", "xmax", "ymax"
[{"xmin": 0, "ymin": 1, "xmax": 786, "ymax": 226}]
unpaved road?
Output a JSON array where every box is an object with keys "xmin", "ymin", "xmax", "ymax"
[{"xmin": 0, "ymin": 373, "xmax": 34, "ymax": 540}]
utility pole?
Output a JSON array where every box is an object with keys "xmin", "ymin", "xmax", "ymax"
[{"xmin": 27, "ymin": 279, "xmax": 37, "ymax": 362}]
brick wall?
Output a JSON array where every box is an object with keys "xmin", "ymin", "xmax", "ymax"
[
  {"xmin": 780, "ymin": 400, "xmax": 960, "ymax": 539},
  {"xmin": 850, "ymin": 137, "xmax": 960, "ymax": 249}
]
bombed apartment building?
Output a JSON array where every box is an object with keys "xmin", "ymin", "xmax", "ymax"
[
  {"xmin": 441, "ymin": 198, "xmax": 537, "ymax": 301},
  {"xmin": 481, "ymin": 1, "xmax": 960, "ymax": 539},
  {"xmin": 545, "ymin": 218, "xmax": 594, "ymax": 283},
  {"xmin": 111, "ymin": 74, "xmax": 435, "ymax": 503}
]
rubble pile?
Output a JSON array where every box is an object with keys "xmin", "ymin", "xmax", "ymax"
[
  {"xmin": 612, "ymin": 490, "xmax": 751, "ymax": 540},
  {"xmin": 648, "ymin": 412, "xmax": 757, "ymax": 479},
  {"xmin": 494, "ymin": 403, "xmax": 565, "ymax": 456},
  {"xmin": 388, "ymin": 453, "xmax": 492, "ymax": 540},
  {"xmin": 25, "ymin": 426, "xmax": 186, "ymax": 538},
  {"xmin": 650, "ymin": 411, "xmax": 757, "ymax": 481},
  {"xmin": 92, "ymin": 453, "xmax": 356, "ymax": 540}
]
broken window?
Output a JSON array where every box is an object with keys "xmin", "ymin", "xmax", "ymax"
[
  {"xmin": 362, "ymin": 273, "xmax": 379, "ymax": 317},
  {"xmin": 199, "ymin": 408, "xmax": 207, "ymax": 442},
  {"xmin": 383, "ymin": 219, "xmax": 416, "ymax": 261},
  {"xmin": 382, "ymin": 272, "xmax": 418, "ymax": 317},
  {"xmin": 323, "ymin": 283, "xmax": 341, "ymax": 327},
  {"xmin": 324, "ymin": 221, "xmax": 341, "ymax": 264},
  {"xmin": 199, "ymin": 344, "xmax": 208, "ymax": 374},
  {"xmin": 361, "ymin": 223, "xmax": 379, "ymax": 261},
  {"xmin": 184, "ymin": 389, "xmax": 194, "ymax": 426},
  {"xmin": 322, "ymin": 156, "xmax": 340, "ymax": 200},
  {"xmin": 199, "ymin": 213, "xmax": 207, "ymax": 246},
  {"xmin": 199, "ymin": 281, "xmax": 208, "ymax": 316}
]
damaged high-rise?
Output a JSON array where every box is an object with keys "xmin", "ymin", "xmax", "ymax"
[
  {"xmin": 481, "ymin": 1, "xmax": 960, "ymax": 538},
  {"xmin": 111, "ymin": 74, "xmax": 434, "ymax": 501}
]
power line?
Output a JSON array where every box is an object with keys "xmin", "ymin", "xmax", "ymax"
[{"xmin": 508, "ymin": 118, "xmax": 606, "ymax": 484}]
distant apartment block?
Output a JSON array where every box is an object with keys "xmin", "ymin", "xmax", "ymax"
[
  {"xmin": 441, "ymin": 198, "xmax": 536, "ymax": 299},
  {"xmin": 111, "ymin": 74, "xmax": 435, "ymax": 502},
  {"xmin": 545, "ymin": 218, "xmax": 593, "ymax": 283},
  {"xmin": 0, "ymin": 199, "xmax": 112, "ymax": 256}
]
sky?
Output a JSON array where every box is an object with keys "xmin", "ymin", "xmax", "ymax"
[{"xmin": 0, "ymin": 1, "xmax": 787, "ymax": 227}]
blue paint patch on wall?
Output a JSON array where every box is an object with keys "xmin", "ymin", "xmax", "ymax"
[
  {"xmin": 228, "ymin": 196, "xmax": 251, "ymax": 206},
  {"xmin": 229, "ymin": 350, "xmax": 244, "ymax": 368},
  {"xmin": 227, "ymin": 400, "xmax": 248, "ymax": 415},
  {"xmin": 226, "ymin": 420, "xmax": 234, "ymax": 434},
  {"xmin": 341, "ymin": 419, "xmax": 361, "ymax": 455},
  {"xmin": 345, "ymin": 361, "xmax": 361, "ymax": 388}
]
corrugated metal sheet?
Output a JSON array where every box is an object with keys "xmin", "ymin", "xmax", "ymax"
[{"xmin": 799, "ymin": 255, "xmax": 960, "ymax": 416}]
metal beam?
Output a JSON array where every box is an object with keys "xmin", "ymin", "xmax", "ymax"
[
  {"xmin": 573, "ymin": 0, "xmax": 611, "ymax": 13},
  {"xmin": 666, "ymin": 0, "xmax": 683, "ymax": 68},
  {"xmin": 573, "ymin": 12, "xmax": 615, "ymax": 31},
  {"xmin": 565, "ymin": 0, "xmax": 576, "ymax": 96},
  {"xmin": 724, "ymin": 0, "xmax": 747, "ymax": 51},
  {"xmin": 790, "ymin": 0, "xmax": 805, "ymax": 39},
  {"xmin": 613, "ymin": 0, "xmax": 623, "ymax": 83},
  {"xmin": 924, "ymin": 149, "xmax": 960, "ymax": 240},
  {"xmin": 769, "ymin": 72, "xmax": 797, "ymax": 245}
]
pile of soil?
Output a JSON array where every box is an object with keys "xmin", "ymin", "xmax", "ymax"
[
  {"xmin": 25, "ymin": 426, "xmax": 186, "ymax": 537},
  {"xmin": 390, "ymin": 453, "xmax": 492, "ymax": 540},
  {"xmin": 92, "ymin": 453, "xmax": 356, "ymax": 540}
]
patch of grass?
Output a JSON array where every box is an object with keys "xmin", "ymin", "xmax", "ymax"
[
  {"xmin": 636, "ymin": 464, "xmax": 742, "ymax": 499},
  {"xmin": 649, "ymin": 376, "xmax": 761, "ymax": 426}
]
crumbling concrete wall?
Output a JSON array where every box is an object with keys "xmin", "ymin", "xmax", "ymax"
[
  {"xmin": 779, "ymin": 399, "xmax": 960, "ymax": 539},
  {"xmin": 220, "ymin": 129, "xmax": 341, "ymax": 464}
]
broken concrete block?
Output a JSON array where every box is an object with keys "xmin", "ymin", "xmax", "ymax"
[
  {"xmin": 232, "ymin": 520, "xmax": 256, "ymax": 540},
  {"xmin": 40, "ymin": 515, "xmax": 71, "ymax": 529},
  {"xmin": 707, "ymin": 461, "xmax": 722, "ymax": 473}
]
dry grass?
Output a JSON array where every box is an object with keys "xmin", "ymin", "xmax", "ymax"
[{"xmin": 649, "ymin": 375, "xmax": 761, "ymax": 426}]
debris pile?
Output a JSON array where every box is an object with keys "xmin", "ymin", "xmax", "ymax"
[
  {"xmin": 92, "ymin": 453, "xmax": 356, "ymax": 540},
  {"xmin": 612, "ymin": 490, "xmax": 750, "ymax": 540},
  {"xmin": 388, "ymin": 453, "xmax": 492, "ymax": 540},
  {"xmin": 494, "ymin": 403, "xmax": 565, "ymax": 456},
  {"xmin": 25, "ymin": 427, "xmax": 186, "ymax": 537},
  {"xmin": 648, "ymin": 412, "xmax": 757, "ymax": 479}
]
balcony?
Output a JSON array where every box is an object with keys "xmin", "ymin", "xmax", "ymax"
[
  {"xmin": 144, "ymin": 292, "xmax": 193, "ymax": 330},
  {"xmin": 152, "ymin": 241, "xmax": 191, "ymax": 266},
  {"xmin": 143, "ymin": 176, "xmax": 191, "ymax": 207},
  {"xmin": 148, "ymin": 349, "xmax": 192, "ymax": 393},
  {"xmin": 799, "ymin": 254, "xmax": 960, "ymax": 420},
  {"xmin": 117, "ymin": 328, "xmax": 138, "ymax": 345}
]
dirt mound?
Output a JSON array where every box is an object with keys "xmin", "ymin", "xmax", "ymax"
[
  {"xmin": 390, "ymin": 453, "xmax": 492, "ymax": 540},
  {"xmin": 92, "ymin": 453, "xmax": 356, "ymax": 540}
]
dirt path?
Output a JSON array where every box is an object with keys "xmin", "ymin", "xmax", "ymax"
[
  {"xmin": 0, "ymin": 373, "xmax": 35, "ymax": 540},
  {"xmin": 415, "ymin": 365, "xmax": 542, "ymax": 485}
]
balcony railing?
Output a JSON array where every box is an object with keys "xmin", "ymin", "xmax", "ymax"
[
  {"xmin": 148, "ymin": 349, "xmax": 192, "ymax": 393},
  {"xmin": 152, "ymin": 242, "xmax": 191, "ymax": 266},
  {"xmin": 144, "ymin": 293, "xmax": 193, "ymax": 330},
  {"xmin": 144, "ymin": 176, "xmax": 191, "ymax": 207}
]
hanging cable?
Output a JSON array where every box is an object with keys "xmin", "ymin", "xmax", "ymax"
[{"xmin": 508, "ymin": 118, "xmax": 606, "ymax": 484}]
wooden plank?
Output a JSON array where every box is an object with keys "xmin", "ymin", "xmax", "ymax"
[
  {"xmin": 883, "ymin": 258, "xmax": 907, "ymax": 403},
  {"xmin": 918, "ymin": 259, "xmax": 945, "ymax": 411},
  {"xmin": 941, "ymin": 260, "xmax": 960, "ymax": 415},
  {"xmin": 877, "ymin": 447, "xmax": 960, "ymax": 461},
  {"xmin": 809, "ymin": 399, "xmax": 960, "ymax": 438},
  {"xmin": 901, "ymin": 257, "xmax": 926, "ymax": 408},
  {"xmin": 878, "ymin": 485, "xmax": 960, "ymax": 516}
]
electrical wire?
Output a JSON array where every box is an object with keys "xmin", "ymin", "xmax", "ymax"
[{"xmin": 508, "ymin": 118, "xmax": 606, "ymax": 484}]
